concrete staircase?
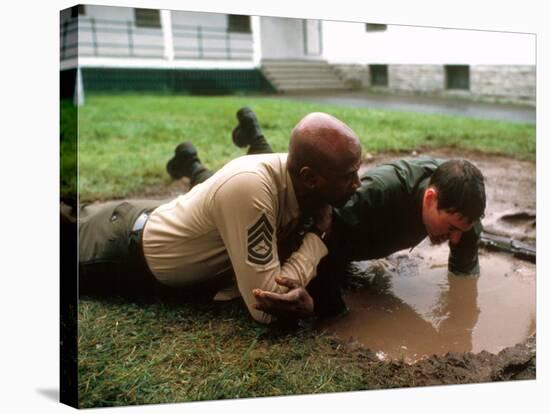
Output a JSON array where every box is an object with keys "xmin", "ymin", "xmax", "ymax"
[{"xmin": 261, "ymin": 59, "xmax": 350, "ymax": 93}]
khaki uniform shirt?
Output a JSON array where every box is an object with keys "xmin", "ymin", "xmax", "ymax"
[{"xmin": 142, "ymin": 153, "xmax": 328, "ymax": 323}]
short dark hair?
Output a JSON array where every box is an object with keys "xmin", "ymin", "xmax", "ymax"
[{"xmin": 429, "ymin": 160, "xmax": 486, "ymax": 223}]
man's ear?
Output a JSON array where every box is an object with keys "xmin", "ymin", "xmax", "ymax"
[
  {"xmin": 299, "ymin": 166, "xmax": 319, "ymax": 190},
  {"xmin": 423, "ymin": 187, "xmax": 439, "ymax": 209}
]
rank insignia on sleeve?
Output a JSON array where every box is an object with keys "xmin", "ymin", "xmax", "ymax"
[{"xmin": 247, "ymin": 213, "xmax": 274, "ymax": 265}]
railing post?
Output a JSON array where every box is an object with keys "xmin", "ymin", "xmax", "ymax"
[
  {"xmin": 226, "ymin": 30, "xmax": 231, "ymax": 60},
  {"xmin": 160, "ymin": 10, "xmax": 175, "ymax": 61},
  {"xmin": 74, "ymin": 67, "xmax": 85, "ymax": 107},
  {"xmin": 127, "ymin": 21, "xmax": 134, "ymax": 56},
  {"xmin": 197, "ymin": 25, "xmax": 203, "ymax": 58},
  {"xmin": 318, "ymin": 20, "xmax": 323, "ymax": 56},
  {"xmin": 91, "ymin": 18, "xmax": 98, "ymax": 56},
  {"xmin": 302, "ymin": 19, "xmax": 307, "ymax": 56},
  {"xmin": 251, "ymin": 16, "xmax": 262, "ymax": 67}
]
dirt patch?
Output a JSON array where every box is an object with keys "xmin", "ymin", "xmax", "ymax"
[{"xmin": 323, "ymin": 333, "xmax": 535, "ymax": 388}]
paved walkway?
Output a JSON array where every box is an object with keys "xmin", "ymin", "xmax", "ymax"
[{"xmin": 275, "ymin": 92, "xmax": 535, "ymax": 124}]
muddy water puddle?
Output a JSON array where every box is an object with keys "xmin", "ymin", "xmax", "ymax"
[{"xmin": 320, "ymin": 241, "xmax": 536, "ymax": 363}]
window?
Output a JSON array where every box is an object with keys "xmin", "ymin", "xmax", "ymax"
[
  {"xmin": 228, "ymin": 14, "xmax": 251, "ymax": 33},
  {"xmin": 134, "ymin": 8, "xmax": 161, "ymax": 28},
  {"xmin": 70, "ymin": 5, "xmax": 86, "ymax": 18},
  {"xmin": 365, "ymin": 23, "xmax": 387, "ymax": 32},
  {"xmin": 445, "ymin": 65, "xmax": 470, "ymax": 90},
  {"xmin": 369, "ymin": 65, "xmax": 388, "ymax": 87}
]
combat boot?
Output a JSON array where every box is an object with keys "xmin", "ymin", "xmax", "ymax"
[
  {"xmin": 232, "ymin": 107, "xmax": 263, "ymax": 148},
  {"xmin": 166, "ymin": 141, "xmax": 202, "ymax": 180}
]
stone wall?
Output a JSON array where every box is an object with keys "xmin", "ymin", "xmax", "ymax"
[
  {"xmin": 388, "ymin": 65, "xmax": 445, "ymax": 94},
  {"xmin": 331, "ymin": 63, "xmax": 535, "ymax": 105},
  {"xmin": 332, "ymin": 64, "xmax": 370, "ymax": 89},
  {"xmin": 470, "ymin": 65, "xmax": 535, "ymax": 104}
]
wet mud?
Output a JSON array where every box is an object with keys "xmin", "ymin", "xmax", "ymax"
[{"xmin": 326, "ymin": 333, "xmax": 536, "ymax": 388}]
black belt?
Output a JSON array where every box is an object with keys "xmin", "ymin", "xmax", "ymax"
[
  {"xmin": 127, "ymin": 211, "xmax": 160, "ymax": 292},
  {"xmin": 128, "ymin": 211, "xmax": 151, "ymax": 268}
]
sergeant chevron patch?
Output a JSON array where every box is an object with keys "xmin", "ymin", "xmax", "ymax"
[{"xmin": 247, "ymin": 213, "xmax": 274, "ymax": 265}]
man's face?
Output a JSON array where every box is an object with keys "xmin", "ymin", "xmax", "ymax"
[
  {"xmin": 422, "ymin": 188, "xmax": 474, "ymax": 245},
  {"xmin": 316, "ymin": 156, "xmax": 362, "ymax": 207}
]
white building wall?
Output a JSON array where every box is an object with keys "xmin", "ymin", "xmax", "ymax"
[
  {"xmin": 171, "ymin": 11, "xmax": 253, "ymax": 60},
  {"xmin": 324, "ymin": 22, "xmax": 535, "ymax": 104},
  {"xmin": 83, "ymin": 4, "xmax": 135, "ymax": 21},
  {"xmin": 170, "ymin": 10, "xmax": 226, "ymax": 27},
  {"xmin": 63, "ymin": 6, "xmax": 324, "ymax": 67},
  {"xmin": 74, "ymin": 5, "xmax": 163, "ymax": 58},
  {"xmin": 322, "ymin": 22, "xmax": 535, "ymax": 65},
  {"xmin": 304, "ymin": 20, "xmax": 322, "ymax": 56},
  {"xmin": 61, "ymin": 5, "xmax": 257, "ymax": 69},
  {"xmin": 260, "ymin": 17, "xmax": 306, "ymax": 59}
]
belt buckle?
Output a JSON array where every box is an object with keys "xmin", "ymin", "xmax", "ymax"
[{"xmin": 132, "ymin": 212, "xmax": 149, "ymax": 233}]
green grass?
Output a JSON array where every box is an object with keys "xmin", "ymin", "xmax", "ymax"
[
  {"xmin": 74, "ymin": 95, "xmax": 535, "ymax": 201},
  {"xmin": 78, "ymin": 298, "xmax": 376, "ymax": 407}
]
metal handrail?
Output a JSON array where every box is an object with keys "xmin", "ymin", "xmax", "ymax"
[{"xmin": 60, "ymin": 16, "xmax": 253, "ymax": 61}]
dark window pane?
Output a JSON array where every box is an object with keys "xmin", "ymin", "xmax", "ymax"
[
  {"xmin": 228, "ymin": 15, "xmax": 251, "ymax": 33},
  {"xmin": 70, "ymin": 5, "xmax": 86, "ymax": 18},
  {"xmin": 370, "ymin": 64, "xmax": 388, "ymax": 86},
  {"xmin": 445, "ymin": 65, "xmax": 470, "ymax": 90},
  {"xmin": 135, "ymin": 8, "xmax": 161, "ymax": 28},
  {"xmin": 366, "ymin": 23, "xmax": 387, "ymax": 32}
]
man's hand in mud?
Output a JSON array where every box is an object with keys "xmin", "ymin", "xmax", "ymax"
[{"xmin": 252, "ymin": 277, "xmax": 314, "ymax": 320}]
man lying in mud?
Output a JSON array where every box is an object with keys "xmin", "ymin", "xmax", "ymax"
[
  {"xmin": 166, "ymin": 108, "xmax": 486, "ymax": 320},
  {"xmin": 76, "ymin": 112, "xmax": 363, "ymax": 324}
]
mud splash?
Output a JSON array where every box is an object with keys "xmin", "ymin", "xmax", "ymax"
[{"xmin": 319, "ymin": 241, "xmax": 536, "ymax": 364}]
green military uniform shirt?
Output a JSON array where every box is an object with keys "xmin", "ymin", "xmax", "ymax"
[{"xmin": 333, "ymin": 157, "xmax": 481, "ymax": 274}]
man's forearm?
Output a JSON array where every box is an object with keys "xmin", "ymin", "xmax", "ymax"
[
  {"xmin": 448, "ymin": 221, "xmax": 482, "ymax": 275},
  {"xmin": 448, "ymin": 249, "xmax": 480, "ymax": 275}
]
